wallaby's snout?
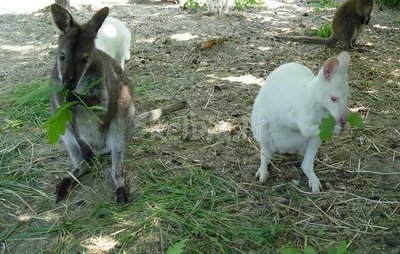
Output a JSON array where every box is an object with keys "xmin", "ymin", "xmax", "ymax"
[
  {"xmin": 58, "ymin": 49, "xmax": 90, "ymax": 91},
  {"xmin": 58, "ymin": 53, "xmax": 77, "ymax": 90},
  {"xmin": 339, "ymin": 113, "xmax": 347, "ymax": 126},
  {"xmin": 62, "ymin": 72, "xmax": 77, "ymax": 91}
]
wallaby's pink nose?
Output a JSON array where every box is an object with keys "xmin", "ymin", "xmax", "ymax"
[{"xmin": 340, "ymin": 115, "xmax": 347, "ymax": 125}]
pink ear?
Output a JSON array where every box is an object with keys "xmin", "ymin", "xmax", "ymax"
[{"xmin": 323, "ymin": 57, "xmax": 339, "ymax": 81}]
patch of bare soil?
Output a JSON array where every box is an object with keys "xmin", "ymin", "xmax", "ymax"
[{"xmin": 0, "ymin": 0, "xmax": 399, "ymax": 253}]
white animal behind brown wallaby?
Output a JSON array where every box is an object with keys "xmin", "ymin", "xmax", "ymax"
[
  {"xmin": 251, "ymin": 51, "xmax": 351, "ymax": 193},
  {"xmin": 50, "ymin": 4, "xmax": 186, "ymax": 205},
  {"xmin": 95, "ymin": 17, "xmax": 131, "ymax": 70}
]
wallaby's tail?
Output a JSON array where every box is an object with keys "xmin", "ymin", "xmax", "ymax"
[
  {"xmin": 134, "ymin": 100, "xmax": 187, "ymax": 128},
  {"xmin": 274, "ymin": 35, "xmax": 336, "ymax": 46}
]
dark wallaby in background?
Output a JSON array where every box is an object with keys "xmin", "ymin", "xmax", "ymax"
[
  {"xmin": 50, "ymin": 4, "xmax": 186, "ymax": 205},
  {"xmin": 55, "ymin": 0, "xmax": 70, "ymax": 9},
  {"xmin": 275, "ymin": 0, "xmax": 374, "ymax": 49}
]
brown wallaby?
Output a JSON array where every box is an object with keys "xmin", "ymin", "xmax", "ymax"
[
  {"xmin": 50, "ymin": 4, "xmax": 186, "ymax": 205},
  {"xmin": 275, "ymin": 0, "xmax": 374, "ymax": 49},
  {"xmin": 54, "ymin": 0, "xmax": 70, "ymax": 9}
]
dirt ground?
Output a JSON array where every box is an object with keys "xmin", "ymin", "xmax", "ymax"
[{"xmin": 0, "ymin": 0, "xmax": 399, "ymax": 253}]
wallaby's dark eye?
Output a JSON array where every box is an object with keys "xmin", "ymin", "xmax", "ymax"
[
  {"xmin": 331, "ymin": 96, "xmax": 339, "ymax": 102},
  {"xmin": 81, "ymin": 56, "xmax": 89, "ymax": 65},
  {"xmin": 59, "ymin": 52, "xmax": 65, "ymax": 61}
]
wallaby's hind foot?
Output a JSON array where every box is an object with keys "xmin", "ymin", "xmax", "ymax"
[
  {"xmin": 55, "ymin": 177, "xmax": 74, "ymax": 203},
  {"xmin": 255, "ymin": 166, "xmax": 269, "ymax": 183},
  {"xmin": 307, "ymin": 175, "xmax": 322, "ymax": 193},
  {"xmin": 115, "ymin": 186, "xmax": 130, "ymax": 205}
]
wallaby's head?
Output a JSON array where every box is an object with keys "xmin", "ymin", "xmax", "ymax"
[
  {"xmin": 50, "ymin": 4, "xmax": 109, "ymax": 91},
  {"xmin": 316, "ymin": 51, "xmax": 350, "ymax": 125}
]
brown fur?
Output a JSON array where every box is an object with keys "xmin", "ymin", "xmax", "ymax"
[
  {"xmin": 50, "ymin": 4, "xmax": 186, "ymax": 205},
  {"xmin": 275, "ymin": 0, "xmax": 374, "ymax": 48}
]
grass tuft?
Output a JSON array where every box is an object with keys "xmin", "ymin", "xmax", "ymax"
[
  {"xmin": 0, "ymin": 81, "xmax": 50, "ymax": 131},
  {"xmin": 0, "ymin": 168, "xmax": 282, "ymax": 253},
  {"xmin": 315, "ymin": 21, "xmax": 332, "ymax": 38},
  {"xmin": 136, "ymin": 82, "xmax": 161, "ymax": 96},
  {"xmin": 118, "ymin": 168, "xmax": 282, "ymax": 252}
]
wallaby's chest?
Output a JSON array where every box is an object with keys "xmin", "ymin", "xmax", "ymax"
[
  {"xmin": 270, "ymin": 126, "xmax": 311, "ymax": 154},
  {"xmin": 73, "ymin": 106, "xmax": 111, "ymax": 154},
  {"xmin": 252, "ymin": 109, "xmax": 312, "ymax": 155}
]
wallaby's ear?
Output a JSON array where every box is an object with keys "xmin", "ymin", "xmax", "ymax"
[
  {"xmin": 83, "ymin": 7, "xmax": 109, "ymax": 38},
  {"xmin": 337, "ymin": 51, "xmax": 350, "ymax": 72},
  {"xmin": 50, "ymin": 4, "xmax": 74, "ymax": 35},
  {"xmin": 322, "ymin": 57, "xmax": 339, "ymax": 81}
]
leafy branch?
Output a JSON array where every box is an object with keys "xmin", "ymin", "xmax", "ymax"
[
  {"xmin": 18, "ymin": 80, "xmax": 105, "ymax": 145},
  {"xmin": 17, "ymin": 85, "xmax": 64, "ymax": 103},
  {"xmin": 43, "ymin": 101, "xmax": 77, "ymax": 144},
  {"xmin": 319, "ymin": 112, "xmax": 364, "ymax": 141}
]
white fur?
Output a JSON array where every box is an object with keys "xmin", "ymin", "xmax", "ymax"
[
  {"xmin": 95, "ymin": 17, "xmax": 131, "ymax": 70},
  {"xmin": 251, "ymin": 52, "xmax": 351, "ymax": 193},
  {"xmin": 206, "ymin": 0, "xmax": 229, "ymax": 14},
  {"xmin": 57, "ymin": 58, "xmax": 63, "ymax": 81}
]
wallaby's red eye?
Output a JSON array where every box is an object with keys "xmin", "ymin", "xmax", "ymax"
[{"xmin": 331, "ymin": 96, "xmax": 338, "ymax": 102}]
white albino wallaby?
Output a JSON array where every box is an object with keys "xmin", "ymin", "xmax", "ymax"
[
  {"xmin": 95, "ymin": 17, "xmax": 131, "ymax": 70},
  {"xmin": 50, "ymin": 4, "xmax": 186, "ymax": 205},
  {"xmin": 251, "ymin": 51, "xmax": 351, "ymax": 193}
]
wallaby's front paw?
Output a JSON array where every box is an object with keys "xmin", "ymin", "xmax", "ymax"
[
  {"xmin": 334, "ymin": 123, "xmax": 343, "ymax": 135},
  {"xmin": 301, "ymin": 125, "xmax": 320, "ymax": 137},
  {"xmin": 255, "ymin": 166, "xmax": 269, "ymax": 183},
  {"xmin": 0, "ymin": 242, "xmax": 5, "ymax": 254},
  {"xmin": 116, "ymin": 187, "xmax": 130, "ymax": 205},
  {"xmin": 55, "ymin": 177, "xmax": 74, "ymax": 203},
  {"xmin": 66, "ymin": 93, "xmax": 79, "ymax": 102},
  {"xmin": 308, "ymin": 176, "xmax": 322, "ymax": 193},
  {"xmin": 81, "ymin": 143, "xmax": 95, "ymax": 163}
]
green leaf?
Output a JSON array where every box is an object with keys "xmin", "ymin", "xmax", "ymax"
[
  {"xmin": 336, "ymin": 240, "xmax": 348, "ymax": 254},
  {"xmin": 327, "ymin": 249, "xmax": 336, "ymax": 254},
  {"xmin": 319, "ymin": 115, "xmax": 335, "ymax": 141},
  {"xmin": 17, "ymin": 85, "xmax": 64, "ymax": 103},
  {"xmin": 281, "ymin": 247, "xmax": 302, "ymax": 254},
  {"xmin": 43, "ymin": 101, "xmax": 77, "ymax": 144},
  {"xmin": 166, "ymin": 239, "xmax": 188, "ymax": 254},
  {"xmin": 304, "ymin": 246, "xmax": 318, "ymax": 254},
  {"xmin": 347, "ymin": 112, "xmax": 364, "ymax": 128}
]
